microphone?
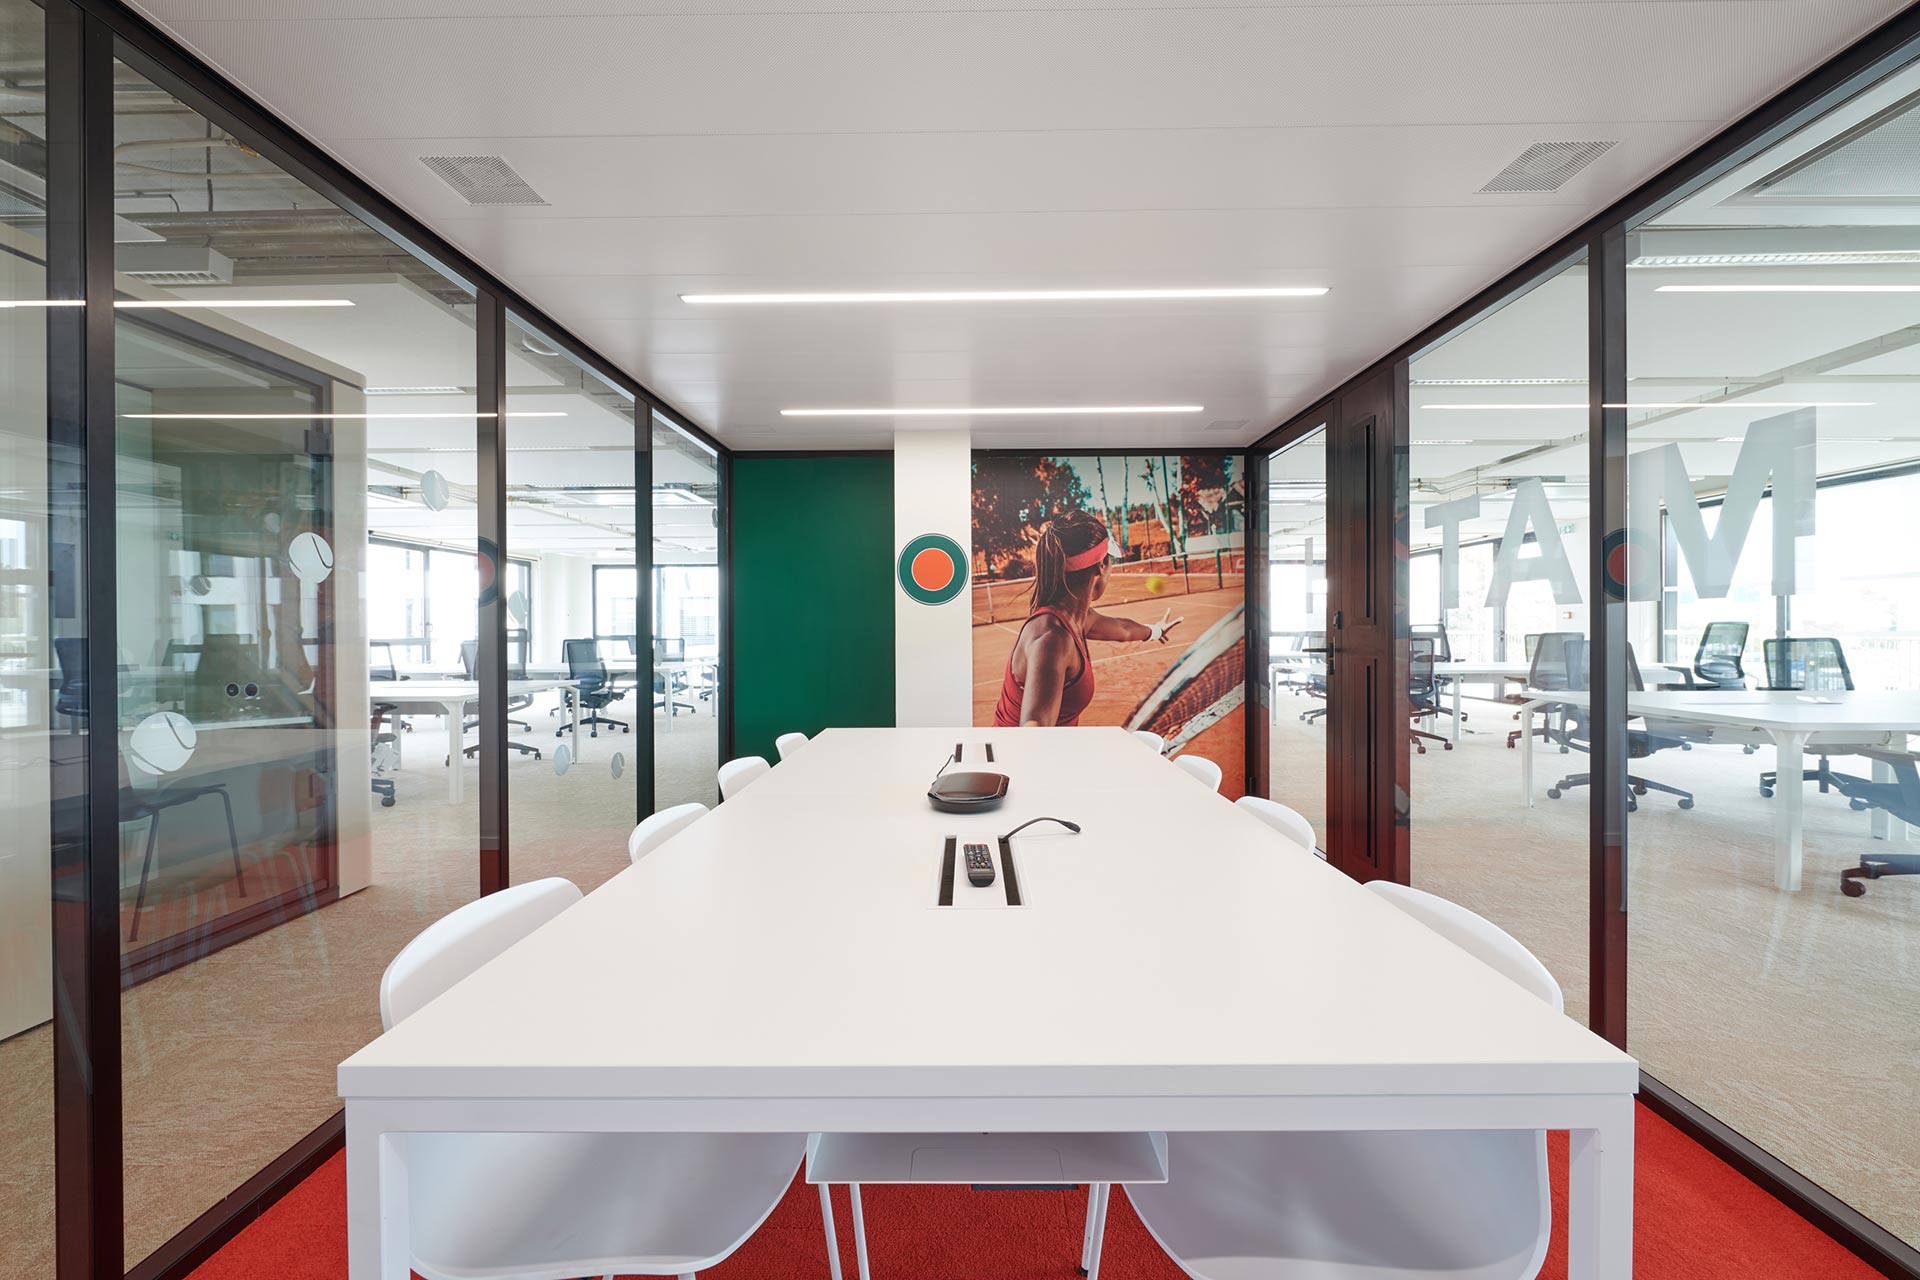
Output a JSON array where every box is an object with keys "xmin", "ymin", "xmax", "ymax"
[
  {"xmin": 1000, "ymin": 815, "xmax": 1081, "ymax": 842},
  {"xmin": 930, "ymin": 750, "xmax": 957, "ymax": 786}
]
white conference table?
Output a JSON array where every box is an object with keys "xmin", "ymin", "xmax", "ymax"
[
  {"xmin": 339, "ymin": 726, "xmax": 1639, "ymax": 1279},
  {"xmin": 370, "ymin": 678, "xmax": 578, "ymax": 803},
  {"xmin": 1516, "ymin": 689, "xmax": 1920, "ymax": 891}
]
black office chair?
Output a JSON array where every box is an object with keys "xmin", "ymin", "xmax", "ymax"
[
  {"xmin": 1832, "ymin": 754, "xmax": 1920, "ymax": 896},
  {"xmin": 558, "ymin": 638, "xmax": 629, "ymax": 738},
  {"xmin": 1507, "ymin": 631, "xmax": 1581, "ymax": 749},
  {"xmin": 654, "ymin": 670, "xmax": 698, "ymax": 718},
  {"xmin": 1758, "ymin": 637, "xmax": 1852, "ymax": 798},
  {"xmin": 53, "ymin": 635, "xmax": 91, "ymax": 733},
  {"xmin": 1408, "ymin": 636, "xmax": 1451, "ymax": 754},
  {"xmin": 1546, "ymin": 643, "xmax": 1696, "ymax": 812},
  {"xmin": 123, "ymin": 753, "xmax": 248, "ymax": 943},
  {"xmin": 1411, "ymin": 624, "xmax": 1465, "ymax": 732},
  {"xmin": 456, "ymin": 638, "xmax": 542, "ymax": 761},
  {"xmin": 1298, "ymin": 652, "xmax": 1329, "ymax": 723},
  {"xmin": 1689, "ymin": 621, "xmax": 1749, "ymax": 690}
]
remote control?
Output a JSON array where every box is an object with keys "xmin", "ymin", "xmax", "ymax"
[{"xmin": 964, "ymin": 842, "xmax": 995, "ymax": 888}]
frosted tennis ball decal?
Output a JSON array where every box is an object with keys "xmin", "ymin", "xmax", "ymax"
[
  {"xmin": 553, "ymin": 744, "xmax": 572, "ymax": 776},
  {"xmin": 506, "ymin": 589, "xmax": 530, "ymax": 624},
  {"xmin": 262, "ymin": 512, "xmax": 282, "ymax": 535},
  {"xmin": 609, "ymin": 752, "xmax": 625, "ymax": 779},
  {"xmin": 286, "ymin": 532, "xmax": 334, "ymax": 584},
  {"xmin": 126, "ymin": 711, "xmax": 196, "ymax": 775},
  {"xmin": 420, "ymin": 470, "xmax": 451, "ymax": 512}
]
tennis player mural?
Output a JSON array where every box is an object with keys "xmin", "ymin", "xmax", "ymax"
[{"xmin": 971, "ymin": 453, "xmax": 1249, "ymax": 798}]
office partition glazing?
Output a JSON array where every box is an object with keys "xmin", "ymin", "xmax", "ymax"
[
  {"xmin": 12, "ymin": 5, "xmax": 729, "ymax": 1278},
  {"xmin": 1252, "ymin": 15, "xmax": 1920, "ymax": 1270},
  {"xmin": 652, "ymin": 411, "xmax": 721, "ymax": 807}
]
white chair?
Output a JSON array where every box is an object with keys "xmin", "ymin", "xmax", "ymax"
[
  {"xmin": 380, "ymin": 879, "xmax": 806, "ymax": 1280},
  {"xmin": 1172, "ymin": 753, "xmax": 1223, "ymax": 793},
  {"xmin": 1132, "ymin": 730, "xmax": 1166, "ymax": 754},
  {"xmin": 775, "ymin": 731, "xmax": 810, "ymax": 761},
  {"xmin": 718, "ymin": 755, "xmax": 771, "ymax": 801},
  {"xmin": 628, "ymin": 802, "xmax": 708, "ymax": 864},
  {"xmin": 1234, "ymin": 795, "xmax": 1320, "ymax": 857},
  {"xmin": 1108, "ymin": 881, "xmax": 1559, "ymax": 1280}
]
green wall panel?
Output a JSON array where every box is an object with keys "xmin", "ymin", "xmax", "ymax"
[{"xmin": 730, "ymin": 455, "xmax": 896, "ymax": 762}]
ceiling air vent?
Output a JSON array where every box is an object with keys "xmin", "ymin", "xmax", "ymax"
[
  {"xmin": 1479, "ymin": 141, "xmax": 1617, "ymax": 194},
  {"xmin": 419, "ymin": 154, "xmax": 548, "ymax": 206},
  {"xmin": 1204, "ymin": 419, "xmax": 1250, "ymax": 433}
]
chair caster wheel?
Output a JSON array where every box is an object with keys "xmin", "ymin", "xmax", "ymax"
[
  {"xmin": 1442, "ymin": 742, "xmax": 1453, "ymax": 750},
  {"xmin": 1850, "ymin": 799, "xmax": 1868, "ymax": 811},
  {"xmin": 1841, "ymin": 878, "xmax": 1866, "ymax": 897},
  {"xmin": 1626, "ymin": 797, "xmax": 1639, "ymax": 813},
  {"xmin": 534, "ymin": 751, "xmax": 543, "ymax": 760},
  {"xmin": 1760, "ymin": 787, "xmax": 1774, "ymax": 799},
  {"xmin": 1678, "ymin": 798, "xmax": 1694, "ymax": 810},
  {"xmin": 1632, "ymin": 784, "xmax": 1647, "ymax": 795},
  {"xmin": 381, "ymin": 795, "xmax": 395, "ymax": 808},
  {"xmin": 1547, "ymin": 788, "xmax": 1561, "ymax": 799}
]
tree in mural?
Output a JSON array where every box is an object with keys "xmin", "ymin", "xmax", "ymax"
[
  {"xmin": 971, "ymin": 455, "xmax": 1091, "ymax": 580},
  {"xmin": 1178, "ymin": 454, "xmax": 1236, "ymax": 536}
]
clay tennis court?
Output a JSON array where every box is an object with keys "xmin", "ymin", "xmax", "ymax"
[{"xmin": 971, "ymin": 583, "xmax": 1248, "ymax": 799}]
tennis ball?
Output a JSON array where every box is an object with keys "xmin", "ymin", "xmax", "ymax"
[{"xmin": 1146, "ymin": 574, "xmax": 1167, "ymax": 595}]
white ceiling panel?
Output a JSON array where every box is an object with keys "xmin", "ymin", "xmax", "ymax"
[{"xmin": 128, "ymin": 0, "xmax": 1910, "ymax": 447}]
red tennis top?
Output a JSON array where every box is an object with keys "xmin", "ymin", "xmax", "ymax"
[{"xmin": 993, "ymin": 606, "xmax": 1095, "ymax": 727}]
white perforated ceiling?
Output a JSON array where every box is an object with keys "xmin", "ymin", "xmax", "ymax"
[{"xmin": 130, "ymin": 0, "xmax": 1910, "ymax": 448}]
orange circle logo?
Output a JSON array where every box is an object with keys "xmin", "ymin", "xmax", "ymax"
[{"xmin": 911, "ymin": 547, "xmax": 954, "ymax": 591}]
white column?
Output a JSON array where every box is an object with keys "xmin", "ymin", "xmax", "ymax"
[{"xmin": 893, "ymin": 428, "xmax": 973, "ymax": 728}]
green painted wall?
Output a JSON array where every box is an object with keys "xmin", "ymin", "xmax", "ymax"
[{"xmin": 730, "ymin": 455, "xmax": 896, "ymax": 762}]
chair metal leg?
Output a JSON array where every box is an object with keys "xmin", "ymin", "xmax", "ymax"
[
  {"xmin": 129, "ymin": 810, "xmax": 161, "ymax": 942},
  {"xmin": 214, "ymin": 787, "xmax": 247, "ymax": 897},
  {"xmin": 849, "ymin": 1183, "xmax": 870, "ymax": 1280},
  {"xmin": 818, "ymin": 1183, "xmax": 843, "ymax": 1280}
]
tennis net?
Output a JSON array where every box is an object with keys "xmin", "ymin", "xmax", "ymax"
[{"xmin": 972, "ymin": 550, "xmax": 1247, "ymax": 625}]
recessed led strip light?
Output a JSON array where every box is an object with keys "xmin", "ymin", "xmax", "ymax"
[
  {"xmin": 1655, "ymin": 284, "xmax": 1920, "ymax": 294},
  {"xmin": 685, "ymin": 288, "xmax": 1326, "ymax": 305},
  {"xmin": 0, "ymin": 298, "xmax": 355, "ymax": 308},
  {"xmin": 1422, "ymin": 401, "xmax": 1871, "ymax": 410},
  {"xmin": 121, "ymin": 411, "xmax": 567, "ymax": 420},
  {"xmin": 781, "ymin": 405, "xmax": 1204, "ymax": 418}
]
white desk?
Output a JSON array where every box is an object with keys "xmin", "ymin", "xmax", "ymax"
[
  {"xmin": 1517, "ymin": 689, "xmax": 1920, "ymax": 890},
  {"xmin": 370, "ymin": 678, "xmax": 576, "ymax": 803},
  {"xmin": 339, "ymin": 726, "xmax": 1638, "ymax": 1279},
  {"xmin": 1434, "ymin": 660, "xmax": 1691, "ymax": 745}
]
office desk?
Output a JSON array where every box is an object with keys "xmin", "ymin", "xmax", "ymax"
[
  {"xmin": 369, "ymin": 679, "xmax": 576, "ymax": 804},
  {"xmin": 339, "ymin": 726, "xmax": 1638, "ymax": 1279},
  {"xmin": 1434, "ymin": 661, "xmax": 1691, "ymax": 745},
  {"xmin": 1517, "ymin": 689, "xmax": 1920, "ymax": 891}
]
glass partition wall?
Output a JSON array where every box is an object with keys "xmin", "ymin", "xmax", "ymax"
[
  {"xmin": 652, "ymin": 411, "xmax": 721, "ymax": 808},
  {"xmin": 8, "ymin": 8, "xmax": 728, "ymax": 1277},
  {"xmin": 1251, "ymin": 27, "xmax": 1920, "ymax": 1268}
]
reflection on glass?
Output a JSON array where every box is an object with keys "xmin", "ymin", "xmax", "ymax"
[
  {"xmin": 502, "ymin": 314, "xmax": 639, "ymax": 891},
  {"xmin": 1625, "ymin": 59, "xmax": 1920, "ymax": 1247},
  {"xmin": 1265, "ymin": 429, "xmax": 1327, "ymax": 847},
  {"xmin": 0, "ymin": 2, "xmax": 53, "ymax": 1273},
  {"xmin": 653, "ymin": 413, "xmax": 721, "ymax": 808},
  {"xmin": 109, "ymin": 49, "xmax": 478, "ymax": 1267},
  {"xmin": 1405, "ymin": 259, "xmax": 1592, "ymax": 1025}
]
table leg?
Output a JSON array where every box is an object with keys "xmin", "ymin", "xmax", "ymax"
[
  {"xmin": 1567, "ymin": 1098, "xmax": 1634, "ymax": 1280},
  {"xmin": 1773, "ymin": 731, "xmax": 1810, "ymax": 891},
  {"xmin": 1084, "ymin": 1181, "xmax": 1110, "ymax": 1280},
  {"xmin": 443, "ymin": 702, "xmax": 463, "ymax": 805},
  {"xmin": 1871, "ymin": 757, "xmax": 1892, "ymax": 841},
  {"xmin": 1450, "ymin": 678, "xmax": 1462, "ymax": 744},
  {"xmin": 345, "ymin": 1109, "xmax": 409, "ymax": 1280},
  {"xmin": 818, "ymin": 1184, "xmax": 843, "ymax": 1280},
  {"xmin": 570, "ymin": 687, "xmax": 582, "ymax": 756},
  {"xmin": 1522, "ymin": 704, "xmax": 1536, "ymax": 806}
]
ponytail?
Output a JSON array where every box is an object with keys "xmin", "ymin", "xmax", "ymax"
[{"xmin": 1028, "ymin": 509, "xmax": 1111, "ymax": 613}]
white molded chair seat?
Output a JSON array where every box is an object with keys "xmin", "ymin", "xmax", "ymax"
[
  {"xmin": 629, "ymin": 802, "xmax": 709, "ymax": 864},
  {"xmin": 1117, "ymin": 881, "xmax": 1558, "ymax": 1280},
  {"xmin": 775, "ymin": 731, "xmax": 810, "ymax": 761},
  {"xmin": 1132, "ymin": 730, "xmax": 1166, "ymax": 754},
  {"xmin": 1171, "ymin": 753, "xmax": 1223, "ymax": 793},
  {"xmin": 381, "ymin": 878, "xmax": 804, "ymax": 1280},
  {"xmin": 1234, "ymin": 795, "xmax": 1319, "ymax": 857},
  {"xmin": 718, "ymin": 755, "xmax": 771, "ymax": 800}
]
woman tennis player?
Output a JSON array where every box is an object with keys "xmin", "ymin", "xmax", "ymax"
[{"xmin": 993, "ymin": 509, "xmax": 1180, "ymax": 727}]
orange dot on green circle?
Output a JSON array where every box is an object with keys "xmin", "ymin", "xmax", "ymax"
[{"xmin": 911, "ymin": 547, "xmax": 954, "ymax": 591}]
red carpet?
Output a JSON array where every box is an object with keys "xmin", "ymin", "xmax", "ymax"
[{"xmin": 190, "ymin": 1105, "xmax": 1878, "ymax": 1279}]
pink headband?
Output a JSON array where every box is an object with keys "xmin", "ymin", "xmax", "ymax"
[{"xmin": 1063, "ymin": 538, "xmax": 1111, "ymax": 572}]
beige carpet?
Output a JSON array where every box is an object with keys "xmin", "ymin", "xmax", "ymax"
[
  {"xmin": 1270, "ymin": 688, "xmax": 1920, "ymax": 1249},
  {"xmin": 0, "ymin": 691, "xmax": 720, "ymax": 1275}
]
